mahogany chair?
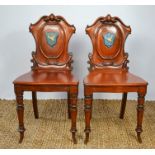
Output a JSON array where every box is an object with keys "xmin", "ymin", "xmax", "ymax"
[
  {"xmin": 13, "ymin": 14, "xmax": 78, "ymax": 144},
  {"xmin": 83, "ymin": 14, "xmax": 148, "ymax": 144}
]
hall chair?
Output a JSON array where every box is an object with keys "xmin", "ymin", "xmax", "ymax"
[
  {"xmin": 83, "ymin": 14, "xmax": 148, "ymax": 144},
  {"xmin": 13, "ymin": 14, "xmax": 78, "ymax": 144}
]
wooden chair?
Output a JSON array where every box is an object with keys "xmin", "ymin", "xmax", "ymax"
[
  {"xmin": 83, "ymin": 14, "xmax": 148, "ymax": 144},
  {"xmin": 13, "ymin": 14, "xmax": 78, "ymax": 144}
]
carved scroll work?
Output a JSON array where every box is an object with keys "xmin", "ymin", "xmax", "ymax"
[
  {"xmin": 86, "ymin": 14, "xmax": 131, "ymax": 71},
  {"xmin": 29, "ymin": 14, "xmax": 76, "ymax": 70}
]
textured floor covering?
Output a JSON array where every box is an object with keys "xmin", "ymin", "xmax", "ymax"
[{"xmin": 0, "ymin": 99, "xmax": 155, "ymax": 149}]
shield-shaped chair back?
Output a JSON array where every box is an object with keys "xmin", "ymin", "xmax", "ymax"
[
  {"xmin": 86, "ymin": 14, "xmax": 131, "ymax": 71},
  {"xmin": 29, "ymin": 14, "xmax": 75, "ymax": 70}
]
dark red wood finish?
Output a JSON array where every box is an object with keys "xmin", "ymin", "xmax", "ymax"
[
  {"xmin": 13, "ymin": 14, "xmax": 78, "ymax": 144},
  {"xmin": 84, "ymin": 14, "xmax": 148, "ymax": 144}
]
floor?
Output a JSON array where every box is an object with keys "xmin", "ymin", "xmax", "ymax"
[{"xmin": 0, "ymin": 99, "xmax": 155, "ymax": 148}]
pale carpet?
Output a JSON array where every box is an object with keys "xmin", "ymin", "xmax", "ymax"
[{"xmin": 0, "ymin": 99, "xmax": 155, "ymax": 149}]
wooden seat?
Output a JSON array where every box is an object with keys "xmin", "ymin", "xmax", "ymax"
[
  {"xmin": 83, "ymin": 14, "xmax": 148, "ymax": 144},
  {"xmin": 13, "ymin": 14, "xmax": 78, "ymax": 144},
  {"xmin": 14, "ymin": 70, "xmax": 78, "ymax": 85},
  {"xmin": 84, "ymin": 69, "xmax": 147, "ymax": 86}
]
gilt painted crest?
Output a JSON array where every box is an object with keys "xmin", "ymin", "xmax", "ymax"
[
  {"xmin": 103, "ymin": 32, "xmax": 115, "ymax": 48},
  {"xmin": 46, "ymin": 32, "xmax": 59, "ymax": 47}
]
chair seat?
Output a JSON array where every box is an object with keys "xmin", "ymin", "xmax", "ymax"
[
  {"xmin": 84, "ymin": 69, "xmax": 147, "ymax": 86},
  {"xmin": 13, "ymin": 70, "xmax": 78, "ymax": 86}
]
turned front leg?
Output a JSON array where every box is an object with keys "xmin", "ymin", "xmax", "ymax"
[
  {"xmin": 136, "ymin": 92, "xmax": 145, "ymax": 143},
  {"xmin": 15, "ymin": 90, "xmax": 25, "ymax": 143},
  {"xmin": 70, "ymin": 92, "xmax": 78, "ymax": 144},
  {"xmin": 84, "ymin": 94, "xmax": 92, "ymax": 144}
]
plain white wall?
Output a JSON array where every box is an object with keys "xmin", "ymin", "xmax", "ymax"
[{"xmin": 0, "ymin": 5, "xmax": 155, "ymax": 100}]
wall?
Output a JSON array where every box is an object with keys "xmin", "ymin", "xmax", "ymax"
[{"xmin": 0, "ymin": 5, "xmax": 154, "ymax": 100}]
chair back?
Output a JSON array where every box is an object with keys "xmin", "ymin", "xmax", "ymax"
[
  {"xmin": 86, "ymin": 14, "xmax": 131, "ymax": 71},
  {"xmin": 30, "ymin": 14, "xmax": 75, "ymax": 70}
]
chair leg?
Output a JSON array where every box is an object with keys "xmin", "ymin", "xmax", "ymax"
[
  {"xmin": 15, "ymin": 89, "xmax": 25, "ymax": 143},
  {"xmin": 84, "ymin": 94, "xmax": 92, "ymax": 144},
  {"xmin": 120, "ymin": 93, "xmax": 127, "ymax": 119},
  {"xmin": 135, "ymin": 92, "xmax": 145, "ymax": 143},
  {"xmin": 67, "ymin": 92, "xmax": 71, "ymax": 119},
  {"xmin": 32, "ymin": 91, "xmax": 39, "ymax": 119},
  {"xmin": 69, "ymin": 86, "xmax": 78, "ymax": 144}
]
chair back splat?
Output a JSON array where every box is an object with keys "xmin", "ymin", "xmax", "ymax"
[
  {"xmin": 86, "ymin": 14, "xmax": 131, "ymax": 71},
  {"xmin": 29, "ymin": 14, "xmax": 75, "ymax": 71}
]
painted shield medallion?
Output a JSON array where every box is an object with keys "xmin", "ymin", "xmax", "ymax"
[
  {"xmin": 103, "ymin": 32, "xmax": 115, "ymax": 48},
  {"xmin": 46, "ymin": 32, "xmax": 59, "ymax": 48}
]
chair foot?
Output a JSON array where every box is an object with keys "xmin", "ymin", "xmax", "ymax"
[
  {"xmin": 70, "ymin": 128, "xmax": 77, "ymax": 144},
  {"xmin": 84, "ymin": 133, "xmax": 89, "ymax": 144},
  {"xmin": 84, "ymin": 128, "xmax": 91, "ymax": 144},
  {"xmin": 18, "ymin": 126, "xmax": 25, "ymax": 143},
  {"xmin": 119, "ymin": 115, "xmax": 124, "ymax": 119},
  {"xmin": 34, "ymin": 113, "xmax": 39, "ymax": 119},
  {"xmin": 137, "ymin": 133, "xmax": 142, "ymax": 143},
  {"xmin": 19, "ymin": 132, "xmax": 24, "ymax": 143},
  {"xmin": 72, "ymin": 132, "xmax": 77, "ymax": 144},
  {"xmin": 35, "ymin": 116, "xmax": 39, "ymax": 119},
  {"xmin": 136, "ymin": 127, "xmax": 143, "ymax": 143},
  {"xmin": 34, "ymin": 112, "xmax": 39, "ymax": 119}
]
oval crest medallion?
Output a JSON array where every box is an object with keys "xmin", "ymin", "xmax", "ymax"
[
  {"xmin": 46, "ymin": 32, "xmax": 59, "ymax": 48},
  {"xmin": 103, "ymin": 32, "xmax": 115, "ymax": 48}
]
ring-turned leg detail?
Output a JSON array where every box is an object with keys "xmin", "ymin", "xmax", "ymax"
[
  {"xmin": 136, "ymin": 93, "xmax": 145, "ymax": 143},
  {"xmin": 84, "ymin": 94, "xmax": 92, "ymax": 144},
  {"xmin": 70, "ymin": 93, "xmax": 78, "ymax": 144},
  {"xmin": 15, "ymin": 90, "xmax": 25, "ymax": 143}
]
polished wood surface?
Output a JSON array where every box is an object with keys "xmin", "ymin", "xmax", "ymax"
[
  {"xmin": 86, "ymin": 14, "xmax": 131, "ymax": 70},
  {"xmin": 13, "ymin": 14, "xmax": 78, "ymax": 144},
  {"xmin": 84, "ymin": 14, "xmax": 148, "ymax": 144},
  {"xmin": 29, "ymin": 14, "xmax": 75, "ymax": 70},
  {"xmin": 14, "ymin": 70, "xmax": 78, "ymax": 85},
  {"xmin": 84, "ymin": 69, "xmax": 147, "ymax": 86}
]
